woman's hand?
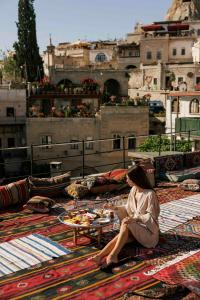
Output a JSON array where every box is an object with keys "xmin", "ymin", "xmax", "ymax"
[
  {"xmin": 103, "ymin": 203, "xmax": 116, "ymax": 211},
  {"xmin": 122, "ymin": 216, "xmax": 139, "ymax": 225}
]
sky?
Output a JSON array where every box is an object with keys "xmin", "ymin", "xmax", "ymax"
[{"xmin": 0, "ymin": 0, "xmax": 172, "ymax": 54}]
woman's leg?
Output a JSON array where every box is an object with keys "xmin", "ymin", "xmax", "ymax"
[
  {"xmin": 89, "ymin": 234, "xmax": 119, "ymax": 265},
  {"xmin": 106, "ymin": 223, "xmax": 130, "ymax": 264}
]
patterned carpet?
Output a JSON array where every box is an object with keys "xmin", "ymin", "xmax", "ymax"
[{"xmin": 0, "ymin": 185, "xmax": 199, "ymax": 299}]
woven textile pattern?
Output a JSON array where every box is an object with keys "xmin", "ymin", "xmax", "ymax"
[{"xmin": 154, "ymin": 252, "xmax": 200, "ymax": 296}]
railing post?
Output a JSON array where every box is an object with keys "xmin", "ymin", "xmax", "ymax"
[
  {"xmin": 158, "ymin": 134, "xmax": 162, "ymax": 156},
  {"xmin": 30, "ymin": 144, "xmax": 34, "ymax": 176},
  {"xmin": 188, "ymin": 130, "xmax": 191, "ymax": 152},
  {"xmin": 122, "ymin": 136, "xmax": 126, "ymax": 168},
  {"xmin": 82, "ymin": 140, "xmax": 85, "ymax": 178}
]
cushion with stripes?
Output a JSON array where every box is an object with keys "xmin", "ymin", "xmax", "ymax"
[
  {"xmin": 0, "ymin": 179, "xmax": 30, "ymax": 209},
  {"xmin": 29, "ymin": 172, "xmax": 71, "ymax": 197}
]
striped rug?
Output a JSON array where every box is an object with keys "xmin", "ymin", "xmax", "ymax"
[
  {"xmin": 159, "ymin": 194, "xmax": 200, "ymax": 233},
  {"xmin": 0, "ymin": 233, "xmax": 72, "ymax": 277}
]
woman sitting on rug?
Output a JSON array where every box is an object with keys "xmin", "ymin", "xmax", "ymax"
[{"xmin": 89, "ymin": 165, "xmax": 160, "ymax": 268}]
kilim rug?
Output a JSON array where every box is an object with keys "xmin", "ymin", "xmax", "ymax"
[
  {"xmin": 0, "ymin": 233, "xmax": 72, "ymax": 277},
  {"xmin": 0, "ymin": 186, "xmax": 199, "ymax": 299},
  {"xmin": 0, "ymin": 210, "xmax": 159, "ymax": 300},
  {"xmin": 159, "ymin": 194, "xmax": 200, "ymax": 233},
  {"xmin": 153, "ymin": 251, "xmax": 200, "ymax": 296}
]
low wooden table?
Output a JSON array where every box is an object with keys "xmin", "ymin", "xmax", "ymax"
[
  {"xmin": 72, "ymin": 226, "xmax": 103, "ymax": 246},
  {"xmin": 58, "ymin": 212, "xmax": 113, "ymax": 246}
]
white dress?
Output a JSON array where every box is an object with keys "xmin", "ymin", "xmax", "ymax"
[{"xmin": 116, "ymin": 186, "xmax": 160, "ymax": 248}]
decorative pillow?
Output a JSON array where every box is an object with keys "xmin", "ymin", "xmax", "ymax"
[
  {"xmin": 90, "ymin": 183, "xmax": 119, "ymax": 194},
  {"xmin": 179, "ymin": 183, "xmax": 200, "ymax": 192},
  {"xmin": 179, "ymin": 179, "xmax": 200, "ymax": 191},
  {"xmin": 180, "ymin": 179, "xmax": 200, "ymax": 185},
  {"xmin": 25, "ymin": 196, "xmax": 55, "ymax": 213},
  {"xmin": 66, "ymin": 183, "xmax": 89, "ymax": 199},
  {"xmin": 0, "ymin": 179, "xmax": 30, "ymax": 209},
  {"xmin": 29, "ymin": 172, "xmax": 71, "ymax": 197},
  {"xmin": 103, "ymin": 169, "xmax": 128, "ymax": 183}
]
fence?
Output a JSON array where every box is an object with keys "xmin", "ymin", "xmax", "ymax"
[{"xmin": 0, "ymin": 130, "xmax": 199, "ymax": 184}]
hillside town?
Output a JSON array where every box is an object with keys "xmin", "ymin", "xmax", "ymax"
[{"xmin": 0, "ymin": 1, "xmax": 200, "ymax": 299}]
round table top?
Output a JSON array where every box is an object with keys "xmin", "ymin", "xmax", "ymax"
[{"xmin": 58, "ymin": 210, "xmax": 114, "ymax": 229}]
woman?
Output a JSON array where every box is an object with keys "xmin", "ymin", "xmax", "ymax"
[{"xmin": 90, "ymin": 165, "xmax": 160, "ymax": 268}]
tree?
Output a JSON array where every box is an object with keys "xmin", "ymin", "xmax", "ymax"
[
  {"xmin": 13, "ymin": 0, "xmax": 44, "ymax": 82},
  {"xmin": 138, "ymin": 136, "xmax": 191, "ymax": 153},
  {"xmin": 3, "ymin": 56, "xmax": 21, "ymax": 82}
]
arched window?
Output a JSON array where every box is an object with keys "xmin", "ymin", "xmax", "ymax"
[
  {"xmin": 190, "ymin": 98, "xmax": 199, "ymax": 113},
  {"xmin": 95, "ymin": 53, "xmax": 107, "ymax": 62},
  {"xmin": 172, "ymin": 98, "xmax": 180, "ymax": 113}
]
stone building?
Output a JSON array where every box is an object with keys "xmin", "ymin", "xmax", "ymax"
[
  {"xmin": 166, "ymin": 91, "xmax": 200, "ymax": 149},
  {"xmin": 43, "ymin": 40, "xmax": 131, "ymax": 100},
  {"xmin": 128, "ymin": 0, "xmax": 200, "ymax": 103},
  {"xmin": 26, "ymin": 104, "xmax": 149, "ymax": 176},
  {"xmin": 0, "ymin": 88, "xmax": 27, "ymax": 177}
]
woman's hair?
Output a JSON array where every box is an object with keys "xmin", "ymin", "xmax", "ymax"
[{"xmin": 127, "ymin": 165, "xmax": 153, "ymax": 190}]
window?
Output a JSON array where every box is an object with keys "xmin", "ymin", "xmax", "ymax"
[
  {"xmin": 171, "ymin": 98, "xmax": 180, "ymax": 113},
  {"xmin": 172, "ymin": 48, "xmax": 177, "ymax": 56},
  {"xmin": 113, "ymin": 134, "xmax": 121, "ymax": 150},
  {"xmin": 196, "ymin": 77, "xmax": 200, "ymax": 84},
  {"xmin": 70, "ymin": 138, "xmax": 79, "ymax": 150},
  {"xmin": 133, "ymin": 50, "xmax": 140, "ymax": 57},
  {"xmin": 190, "ymin": 98, "xmax": 199, "ymax": 113},
  {"xmin": 41, "ymin": 135, "xmax": 52, "ymax": 149},
  {"xmin": 178, "ymin": 77, "xmax": 184, "ymax": 84},
  {"xmin": 153, "ymin": 78, "xmax": 158, "ymax": 85},
  {"xmin": 95, "ymin": 53, "xmax": 107, "ymax": 62},
  {"xmin": 128, "ymin": 136, "xmax": 136, "ymax": 150},
  {"xmin": 0, "ymin": 138, "xmax": 2, "ymax": 148},
  {"xmin": 85, "ymin": 137, "xmax": 93, "ymax": 150},
  {"xmin": 197, "ymin": 29, "xmax": 200, "ymax": 36},
  {"xmin": 181, "ymin": 48, "xmax": 186, "ymax": 55},
  {"xmin": 146, "ymin": 51, "xmax": 152, "ymax": 60},
  {"xmin": 7, "ymin": 138, "xmax": 15, "ymax": 148},
  {"xmin": 128, "ymin": 51, "xmax": 133, "ymax": 57},
  {"xmin": 6, "ymin": 107, "xmax": 15, "ymax": 117},
  {"xmin": 156, "ymin": 51, "xmax": 162, "ymax": 60}
]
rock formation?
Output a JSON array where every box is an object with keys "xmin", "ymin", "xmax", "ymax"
[{"xmin": 166, "ymin": 0, "xmax": 200, "ymax": 21}]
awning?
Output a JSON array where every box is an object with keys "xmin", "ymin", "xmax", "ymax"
[
  {"xmin": 175, "ymin": 117, "xmax": 200, "ymax": 136},
  {"xmin": 142, "ymin": 24, "xmax": 164, "ymax": 31},
  {"xmin": 168, "ymin": 24, "xmax": 189, "ymax": 31}
]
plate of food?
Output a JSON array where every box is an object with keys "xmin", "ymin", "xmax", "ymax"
[
  {"xmin": 96, "ymin": 217, "xmax": 110, "ymax": 224},
  {"xmin": 58, "ymin": 211, "xmax": 98, "ymax": 228}
]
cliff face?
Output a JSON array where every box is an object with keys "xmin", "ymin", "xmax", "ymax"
[{"xmin": 166, "ymin": 0, "xmax": 200, "ymax": 21}]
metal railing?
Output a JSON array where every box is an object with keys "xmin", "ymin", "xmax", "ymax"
[{"xmin": 0, "ymin": 130, "xmax": 199, "ymax": 184}]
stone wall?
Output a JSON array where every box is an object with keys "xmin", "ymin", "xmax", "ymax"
[{"xmin": 26, "ymin": 106, "xmax": 149, "ymax": 175}]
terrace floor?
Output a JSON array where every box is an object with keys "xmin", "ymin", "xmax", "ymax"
[{"xmin": 0, "ymin": 182, "xmax": 199, "ymax": 300}]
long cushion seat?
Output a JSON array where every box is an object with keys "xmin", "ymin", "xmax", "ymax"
[
  {"xmin": 166, "ymin": 166, "xmax": 200, "ymax": 182},
  {"xmin": 29, "ymin": 172, "xmax": 71, "ymax": 197},
  {"xmin": 0, "ymin": 179, "xmax": 30, "ymax": 209}
]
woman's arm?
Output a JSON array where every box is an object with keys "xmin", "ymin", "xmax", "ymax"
[{"xmin": 136, "ymin": 191, "xmax": 160, "ymax": 226}]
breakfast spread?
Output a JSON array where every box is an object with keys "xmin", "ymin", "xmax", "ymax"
[{"xmin": 63, "ymin": 209, "xmax": 112, "ymax": 227}]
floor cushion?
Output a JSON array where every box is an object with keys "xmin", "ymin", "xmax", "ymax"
[
  {"xmin": 0, "ymin": 178, "xmax": 30, "ymax": 209},
  {"xmin": 179, "ymin": 179, "xmax": 200, "ymax": 191},
  {"xmin": 90, "ymin": 183, "xmax": 120, "ymax": 194},
  {"xmin": 25, "ymin": 196, "xmax": 55, "ymax": 213},
  {"xmin": 103, "ymin": 169, "xmax": 128, "ymax": 183},
  {"xmin": 29, "ymin": 172, "xmax": 71, "ymax": 197},
  {"xmin": 166, "ymin": 166, "xmax": 200, "ymax": 182},
  {"xmin": 66, "ymin": 183, "xmax": 89, "ymax": 199}
]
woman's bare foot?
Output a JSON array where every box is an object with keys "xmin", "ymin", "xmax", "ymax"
[
  {"xmin": 106, "ymin": 254, "xmax": 118, "ymax": 265},
  {"xmin": 87, "ymin": 254, "xmax": 103, "ymax": 266}
]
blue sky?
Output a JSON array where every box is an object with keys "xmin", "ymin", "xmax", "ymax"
[{"xmin": 0, "ymin": 0, "xmax": 172, "ymax": 53}]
